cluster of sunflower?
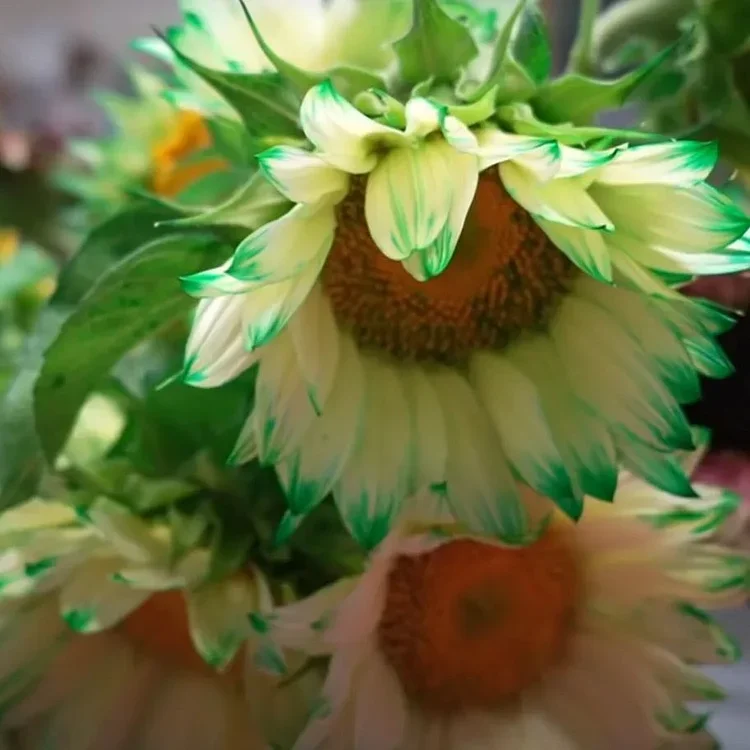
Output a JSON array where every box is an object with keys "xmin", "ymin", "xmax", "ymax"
[{"xmin": 1, "ymin": 0, "xmax": 750, "ymax": 747}]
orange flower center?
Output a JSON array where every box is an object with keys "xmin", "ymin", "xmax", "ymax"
[
  {"xmin": 377, "ymin": 532, "xmax": 581, "ymax": 714},
  {"xmin": 321, "ymin": 172, "xmax": 576, "ymax": 364},
  {"xmin": 119, "ymin": 590, "xmax": 242, "ymax": 685},
  {"xmin": 151, "ymin": 111, "xmax": 227, "ymax": 198}
]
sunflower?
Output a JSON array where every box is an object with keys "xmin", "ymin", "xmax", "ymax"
[
  {"xmin": 0, "ymin": 497, "xmax": 318, "ymax": 750},
  {"xmin": 59, "ymin": 66, "xmax": 226, "ymax": 218},
  {"xmin": 181, "ymin": 72, "xmax": 750, "ymax": 547},
  {"xmin": 257, "ymin": 484, "xmax": 746, "ymax": 750}
]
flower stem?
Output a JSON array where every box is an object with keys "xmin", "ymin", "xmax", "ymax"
[{"xmin": 570, "ymin": 0, "xmax": 601, "ymax": 75}]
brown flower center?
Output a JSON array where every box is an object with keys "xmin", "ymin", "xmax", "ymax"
[
  {"xmin": 321, "ymin": 171, "xmax": 577, "ymax": 364},
  {"xmin": 151, "ymin": 111, "xmax": 227, "ymax": 198},
  {"xmin": 377, "ymin": 532, "xmax": 581, "ymax": 714}
]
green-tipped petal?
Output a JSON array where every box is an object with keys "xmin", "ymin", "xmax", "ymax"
[
  {"xmin": 277, "ymin": 335, "xmax": 365, "ymax": 516},
  {"xmin": 184, "ymin": 297, "xmax": 258, "ymax": 388},
  {"xmin": 553, "ymin": 297, "xmax": 694, "ymax": 453},
  {"xmin": 333, "ymin": 358, "xmax": 413, "ymax": 550},
  {"xmin": 500, "ymin": 162, "xmax": 614, "ymax": 231},
  {"xmin": 470, "ymin": 353, "xmax": 577, "ymax": 510},
  {"xmin": 535, "ymin": 218, "xmax": 613, "ymax": 282},
  {"xmin": 60, "ymin": 561, "xmax": 150, "ymax": 633},
  {"xmin": 229, "ymin": 204, "xmax": 335, "ymax": 284},
  {"xmin": 257, "ymin": 146, "xmax": 349, "ymax": 205},
  {"xmin": 575, "ymin": 277, "xmax": 701, "ymax": 404},
  {"xmin": 238, "ymin": 255, "xmax": 325, "ymax": 351},
  {"xmin": 253, "ymin": 332, "xmax": 317, "ymax": 464},
  {"xmin": 591, "ymin": 182, "xmax": 750, "ymax": 254},
  {"xmin": 431, "ymin": 370, "xmax": 529, "ymax": 541},
  {"xmin": 596, "ymin": 141, "xmax": 719, "ymax": 186},
  {"xmin": 365, "ymin": 140, "xmax": 453, "ymax": 261},
  {"xmin": 300, "ymin": 80, "xmax": 403, "ymax": 174},
  {"xmin": 402, "ymin": 145, "xmax": 479, "ymax": 280},
  {"xmin": 181, "ymin": 262, "xmax": 254, "ymax": 299},
  {"xmin": 187, "ymin": 577, "xmax": 260, "ymax": 670}
]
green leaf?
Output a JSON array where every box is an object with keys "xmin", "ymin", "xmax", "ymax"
[
  {"xmin": 533, "ymin": 43, "xmax": 678, "ymax": 125},
  {"xmin": 157, "ymin": 33, "xmax": 301, "ymax": 139},
  {"xmin": 393, "ymin": 0, "xmax": 479, "ymax": 87},
  {"xmin": 33, "ymin": 233, "xmax": 230, "ymax": 464},
  {"xmin": 497, "ymin": 102, "xmax": 660, "ymax": 145},
  {"xmin": 702, "ymin": 0, "xmax": 750, "ymax": 55},
  {"xmin": 125, "ymin": 371, "xmax": 256, "ymax": 475},
  {"xmin": 0, "ymin": 308, "xmax": 69, "ymax": 510},
  {"xmin": 53, "ymin": 203, "xmax": 182, "ymax": 306},
  {"xmin": 511, "ymin": 1, "xmax": 551, "ymax": 85},
  {"xmin": 467, "ymin": 0, "xmax": 528, "ymax": 100},
  {"xmin": 205, "ymin": 115, "xmax": 258, "ymax": 166}
]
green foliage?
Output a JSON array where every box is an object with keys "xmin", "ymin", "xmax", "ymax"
[
  {"xmin": 394, "ymin": 0, "xmax": 479, "ymax": 87},
  {"xmin": 33, "ymin": 233, "xmax": 230, "ymax": 465},
  {"xmin": 534, "ymin": 43, "xmax": 678, "ymax": 125},
  {"xmin": 160, "ymin": 32, "xmax": 302, "ymax": 139}
]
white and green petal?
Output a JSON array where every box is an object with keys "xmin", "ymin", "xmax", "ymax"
[
  {"xmin": 257, "ymin": 146, "xmax": 350, "ymax": 205},
  {"xmin": 535, "ymin": 218, "xmax": 613, "ymax": 282},
  {"xmin": 186, "ymin": 576, "xmax": 261, "ymax": 670},
  {"xmin": 181, "ymin": 261, "xmax": 255, "ymax": 298},
  {"xmin": 431, "ymin": 370, "xmax": 528, "ymax": 540},
  {"xmin": 451, "ymin": 125, "xmax": 559, "ymax": 174},
  {"xmin": 401, "ymin": 145, "xmax": 479, "ymax": 280},
  {"xmin": 229, "ymin": 204, "xmax": 335, "ymax": 284},
  {"xmin": 238, "ymin": 253, "xmax": 327, "ymax": 351},
  {"xmin": 287, "ymin": 282, "xmax": 341, "ymax": 414},
  {"xmin": 591, "ymin": 183, "xmax": 750, "ymax": 254},
  {"xmin": 333, "ymin": 358, "xmax": 414, "ymax": 549},
  {"xmin": 596, "ymin": 141, "xmax": 718, "ymax": 187},
  {"xmin": 470, "ymin": 353, "xmax": 575, "ymax": 508},
  {"xmin": 500, "ymin": 164, "xmax": 613, "ymax": 231},
  {"xmin": 252, "ymin": 333, "xmax": 318, "ymax": 465},
  {"xmin": 184, "ymin": 296, "xmax": 259, "ymax": 387},
  {"xmin": 399, "ymin": 368, "xmax": 447, "ymax": 491},
  {"xmin": 59, "ymin": 559, "xmax": 150, "ymax": 633},
  {"xmin": 551, "ymin": 297, "xmax": 694, "ymax": 453},
  {"xmin": 300, "ymin": 81, "xmax": 404, "ymax": 174},
  {"xmin": 508, "ymin": 337, "xmax": 618, "ymax": 503},
  {"xmin": 275, "ymin": 334, "xmax": 365, "ymax": 521},
  {"xmin": 365, "ymin": 139, "xmax": 453, "ymax": 261},
  {"xmin": 575, "ymin": 278, "xmax": 701, "ymax": 404},
  {"xmin": 85, "ymin": 499, "xmax": 167, "ymax": 565}
]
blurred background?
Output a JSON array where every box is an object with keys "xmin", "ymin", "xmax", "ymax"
[{"xmin": 0, "ymin": 0, "xmax": 748, "ymax": 745}]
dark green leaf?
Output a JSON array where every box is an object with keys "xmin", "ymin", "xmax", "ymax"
[
  {"xmin": 533, "ymin": 42, "xmax": 678, "ymax": 124},
  {"xmin": 393, "ymin": 0, "xmax": 479, "ymax": 87},
  {"xmin": 0, "ymin": 307, "xmax": 70, "ymax": 509},
  {"xmin": 54, "ymin": 203, "xmax": 181, "ymax": 306},
  {"xmin": 34, "ymin": 233, "xmax": 230, "ymax": 464},
  {"xmin": 702, "ymin": 0, "xmax": 750, "ymax": 55},
  {"xmin": 126, "ymin": 370, "xmax": 256, "ymax": 475}
]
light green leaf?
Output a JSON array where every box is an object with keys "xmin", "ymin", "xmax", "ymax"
[
  {"xmin": 33, "ymin": 234, "xmax": 230, "ymax": 464},
  {"xmin": 393, "ymin": 0, "xmax": 479, "ymax": 87},
  {"xmin": 497, "ymin": 102, "xmax": 659, "ymax": 145},
  {"xmin": 533, "ymin": 43, "xmax": 678, "ymax": 125}
]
